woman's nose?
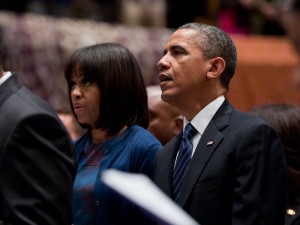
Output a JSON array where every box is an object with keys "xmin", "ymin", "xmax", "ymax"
[{"xmin": 71, "ymin": 85, "xmax": 82, "ymax": 98}]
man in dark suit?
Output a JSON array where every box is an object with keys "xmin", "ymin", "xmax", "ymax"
[
  {"xmin": 0, "ymin": 27, "xmax": 75, "ymax": 225},
  {"xmin": 154, "ymin": 22, "xmax": 287, "ymax": 225}
]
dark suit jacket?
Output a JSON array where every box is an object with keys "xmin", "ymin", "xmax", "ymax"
[
  {"xmin": 0, "ymin": 74, "xmax": 76, "ymax": 225},
  {"xmin": 154, "ymin": 99, "xmax": 287, "ymax": 225}
]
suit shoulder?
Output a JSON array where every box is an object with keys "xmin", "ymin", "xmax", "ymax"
[
  {"xmin": 4, "ymin": 87, "xmax": 57, "ymax": 118},
  {"xmin": 223, "ymin": 109, "xmax": 281, "ymax": 145},
  {"xmin": 1, "ymin": 87, "xmax": 65, "ymax": 135},
  {"xmin": 230, "ymin": 109, "xmax": 270, "ymax": 127}
]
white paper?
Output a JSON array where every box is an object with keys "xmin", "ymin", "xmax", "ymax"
[{"xmin": 101, "ymin": 169, "xmax": 200, "ymax": 225}]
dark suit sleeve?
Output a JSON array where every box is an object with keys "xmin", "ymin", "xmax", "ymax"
[
  {"xmin": 1, "ymin": 114, "xmax": 75, "ymax": 225},
  {"xmin": 233, "ymin": 122, "xmax": 287, "ymax": 225}
]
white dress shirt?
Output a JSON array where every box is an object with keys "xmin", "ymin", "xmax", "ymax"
[
  {"xmin": 0, "ymin": 71, "xmax": 12, "ymax": 86},
  {"xmin": 184, "ymin": 95, "xmax": 225, "ymax": 156}
]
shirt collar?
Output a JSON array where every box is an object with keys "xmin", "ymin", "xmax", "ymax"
[
  {"xmin": 184, "ymin": 95, "xmax": 225, "ymax": 135},
  {"xmin": 0, "ymin": 71, "xmax": 12, "ymax": 86}
]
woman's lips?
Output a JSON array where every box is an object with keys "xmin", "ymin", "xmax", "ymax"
[{"xmin": 73, "ymin": 104, "xmax": 83, "ymax": 113}]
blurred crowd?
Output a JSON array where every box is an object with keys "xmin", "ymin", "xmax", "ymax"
[{"xmin": 0, "ymin": 0, "xmax": 286, "ymax": 36}]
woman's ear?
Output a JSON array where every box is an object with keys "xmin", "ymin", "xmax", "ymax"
[{"xmin": 207, "ymin": 57, "xmax": 226, "ymax": 79}]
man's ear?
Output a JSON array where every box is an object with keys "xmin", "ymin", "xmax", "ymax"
[
  {"xmin": 172, "ymin": 115, "xmax": 183, "ymax": 136},
  {"xmin": 207, "ymin": 57, "xmax": 225, "ymax": 79}
]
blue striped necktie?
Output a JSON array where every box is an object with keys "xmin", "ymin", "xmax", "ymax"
[{"xmin": 172, "ymin": 122, "xmax": 197, "ymax": 201}]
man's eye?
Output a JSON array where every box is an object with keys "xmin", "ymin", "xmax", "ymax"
[{"xmin": 173, "ymin": 50, "xmax": 182, "ymax": 56}]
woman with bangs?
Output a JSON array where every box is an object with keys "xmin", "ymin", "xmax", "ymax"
[{"xmin": 64, "ymin": 43, "xmax": 162, "ymax": 225}]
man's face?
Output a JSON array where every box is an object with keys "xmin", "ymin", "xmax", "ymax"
[
  {"xmin": 157, "ymin": 29, "xmax": 212, "ymax": 108},
  {"xmin": 69, "ymin": 73, "xmax": 101, "ymax": 127}
]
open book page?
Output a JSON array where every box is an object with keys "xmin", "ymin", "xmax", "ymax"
[{"xmin": 101, "ymin": 169, "xmax": 200, "ymax": 225}]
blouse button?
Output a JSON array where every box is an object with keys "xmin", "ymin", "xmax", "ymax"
[
  {"xmin": 287, "ymin": 208, "xmax": 296, "ymax": 216},
  {"xmin": 94, "ymin": 201, "xmax": 100, "ymax": 206}
]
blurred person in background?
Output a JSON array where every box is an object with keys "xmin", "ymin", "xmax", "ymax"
[
  {"xmin": 281, "ymin": 0, "xmax": 300, "ymax": 89},
  {"xmin": 219, "ymin": 0, "xmax": 285, "ymax": 35},
  {"xmin": 281, "ymin": 0, "xmax": 300, "ymax": 55},
  {"xmin": 56, "ymin": 106, "xmax": 87, "ymax": 141},
  {"xmin": 147, "ymin": 85, "xmax": 183, "ymax": 145},
  {"xmin": 120, "ymin": 0, "xmax": 167, "ymax": 27},
  {"xmin": 249, "ymin": 103, "xmax": 300, "ymax": 225}
]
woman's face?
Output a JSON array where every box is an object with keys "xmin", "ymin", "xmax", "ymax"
[{"xmin": 69, "ymin": 73, "xmax": 100, "ymax": 127}]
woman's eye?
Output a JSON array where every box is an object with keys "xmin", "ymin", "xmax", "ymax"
[
  {"xmin": 83, "ymin": 80, "xmax": 91, "ymax": 87},
  {"xmin": 68, "ymin": 81, "xmax": 76, "ymax": 90}
]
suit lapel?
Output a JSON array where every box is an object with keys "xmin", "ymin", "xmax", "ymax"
[
  {"xmin": 0, "ymin": 73, "xmax": 22, "ymax": 107},
  {"xmin": 177, "ymin": 100, "xmax": 233, "ymax": 206}
]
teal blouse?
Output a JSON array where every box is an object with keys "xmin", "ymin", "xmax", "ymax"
[{"xmin": 72, "ymin": 125, "xmax": 162, "ymax": 225}]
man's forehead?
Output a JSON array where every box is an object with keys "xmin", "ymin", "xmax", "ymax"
[
  {"xmin": 167, "ymin": 29, "xmax": 198, "ymax": 48},
  {"xmin": 170, "ymin": 29, "xmax": 197, "ymax": 41}
]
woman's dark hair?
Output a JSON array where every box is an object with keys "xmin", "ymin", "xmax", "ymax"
[
  {"xmin": 249, "ymin": 103, "xmax": 300, "ymax": 203},
  {"xmin": 64, "ymin": 43, "xmax": 149, "ymax": 136}
]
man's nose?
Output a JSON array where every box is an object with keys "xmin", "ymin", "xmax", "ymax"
[{"xmin": 157, "ymin": 56, "xmax": 170, "ymax": 72}]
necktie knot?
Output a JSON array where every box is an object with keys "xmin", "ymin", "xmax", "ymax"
[{"xmin": 183, "ymin": 123, "xmax": 197, "ymax": 141}]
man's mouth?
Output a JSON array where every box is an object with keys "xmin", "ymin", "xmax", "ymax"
[{"xmin": 159, "ymin": 74, "xmax": 172, "ymax": 82}]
